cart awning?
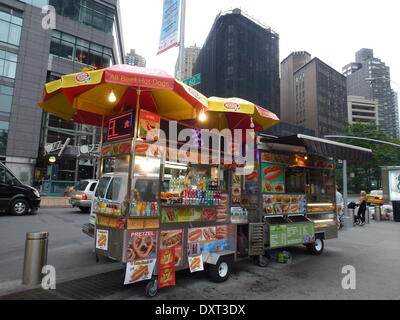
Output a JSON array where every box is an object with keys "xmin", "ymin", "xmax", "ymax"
[{"xmin": 259, "ymin": 134, "xmax": 372, "ymax": 162}]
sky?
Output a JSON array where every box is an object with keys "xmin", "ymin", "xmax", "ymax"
[{"xmin": 120, "ymin": 0, "xmax": 400, "ymax": 94}]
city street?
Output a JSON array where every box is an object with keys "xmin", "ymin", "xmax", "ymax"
[{"xmin": 0, "ymin": 207, "xmax": 399, "ymax": 300}]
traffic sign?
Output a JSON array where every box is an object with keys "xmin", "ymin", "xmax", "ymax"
[{"xmin": 183, "ymin": 73, "xmax": 201, "ymax": 87}]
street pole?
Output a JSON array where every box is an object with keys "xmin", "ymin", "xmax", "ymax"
[
  {"xmin": 177, "ymin": 0, "xmax": 186, "ymax": 80},
  {"xmin": 342, "ymin": 160, "xmax": 352, "ymax": 229}
]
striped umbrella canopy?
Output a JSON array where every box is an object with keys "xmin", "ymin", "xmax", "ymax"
[{"xmin": 38, "ymin": 65, "xmax": 209, "ymax": 126}]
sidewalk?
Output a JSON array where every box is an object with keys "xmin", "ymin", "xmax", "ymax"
[{"xmin": 40, "ymin": 197, "xmax": 72, "ymax": 208}]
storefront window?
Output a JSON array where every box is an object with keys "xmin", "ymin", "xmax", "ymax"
[{"xmin": 0, "ymin": 120, "xmax": 9, "ymax": 155}]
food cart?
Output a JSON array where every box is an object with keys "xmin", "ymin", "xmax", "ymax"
[{"xmin": 38, "ymin": 65, "xmax": 372, "ymax": 297}]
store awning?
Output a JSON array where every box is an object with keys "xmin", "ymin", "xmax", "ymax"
[{"xmin": 259, "ymin": 134, "xmax": 372, "ymax": 162}]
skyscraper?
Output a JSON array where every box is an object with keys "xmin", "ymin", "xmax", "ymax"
[
  {"xmin": 193, "ymin": 8, "xmax": 280, "ymax": 116},
  {"xmin": 343, "ymin": 48, "xmax": 398, "ymax": 138},
  {"xmin": 174, "ymin": 44, "xmax": 201, "ymax": 81},
  {"xmin": 125, "ymin": 49, "xmax": 146, "ymax": 67},
  {"xmin": 280, "ymin": 52, "xmax": 348, "ymax": 137},
  {"xmin": 0, "ymin": 0, "xmax": 124, "ymax": 187}
]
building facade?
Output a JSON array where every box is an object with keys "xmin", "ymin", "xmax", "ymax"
[
  {"xmin": 347, "ymin": 96, "xmax": 378, "ymax": 125},
  {"xmin": 125, "ymin": 48, "xmax": 146, "ymax": 67},
  {"xmin": 0, "ymin": 0, "xmax": 124, "ymax": 188},
  {"xmin": 280, "ymin": 52, "xmax": 348, "ymax": 137},
  {"xmin": 193, "ymin": 8, "xmax": 280, "ymax": 116},
  {"xmin": 343, "ymin": 48, "xmax": 398, "ymax": 138},
  {"xmin": 175, "ymin": 44, "xmax": 201, "ymax": 81}
]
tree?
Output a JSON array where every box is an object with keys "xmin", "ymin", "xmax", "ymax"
[{"xmin": 337, "ymin": 123, "xmax": 400, "ymax": 192}]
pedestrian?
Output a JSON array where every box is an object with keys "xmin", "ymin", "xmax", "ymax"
[
  {"xmin": 357, "ymin": 190, "xmax": 368, "ymax": 226},
  {"xmin": 336, "ymin": 187, "xmax": 344, "ymax": 229}
]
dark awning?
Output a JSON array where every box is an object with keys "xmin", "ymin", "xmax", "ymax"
[{"xmin": 259, "ymin": 134, "xmax": 372, "ymax": 162}]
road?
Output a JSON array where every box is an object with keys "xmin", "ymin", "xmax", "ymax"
[
  {"xmin": 0, "ymin": 207, "xmax": 399, "ymax": 300},
  {"xmin": 0, "ymin": 208, "xmax": 120, "ymax": 295}
]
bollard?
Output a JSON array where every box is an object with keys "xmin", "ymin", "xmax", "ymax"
[
  {"xmin": 374, "ymin": 206, "xmax": 381, "ymax": 222},
  {"xmin": 22, "ymin": 232, "xmax": 49, "ymax": 285},
  {"xmin": 342, "ymin": 208, "xmax": 353, "ymax": 229},
  {"xmin": 366, "ymin": 206, "xmax": 370, "ymax": 224}
]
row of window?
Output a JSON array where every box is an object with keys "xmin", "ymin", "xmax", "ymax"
[
  {"xmin": 0, "ymin": 4, "xmax": 23, "ymax": 47},
  {"xmin": 49, "ymin": 0, "xmax": 115, "ymax": 34},
  {"xmin": 50, "ymin": 30, "xmax": 113, "ymax": 67},
  {"xmin": 19, "ymin": 0, "xmax": 48, "ymax": 8},
  {"xmin": 0, "ymin": 49, "xmax": 18, "ymax": 79}
]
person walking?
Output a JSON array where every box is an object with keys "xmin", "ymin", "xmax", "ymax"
[
  {"xmin": 357, "ymin": 191, "xmax": 368, "ymax": 226},
  {"xmin": 336, "ymin": 187, "xmax": 344, "ymax": 229}
]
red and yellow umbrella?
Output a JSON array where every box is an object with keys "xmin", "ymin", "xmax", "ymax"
[
  {"xmin": 39, "ymin": 65, "xmax": 208, "ymax": 126},
  {"xmin": 185, "ymin": 96, "xmax": 280, "ymax": 131}
]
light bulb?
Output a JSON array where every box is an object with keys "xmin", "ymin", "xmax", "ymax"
[
  {"xmin": 250, "ymin": 117, "xmax": 255, "ymax": 129},
  {"xmin": 108, "ymin": 90, "xmax": 117, "ymax": 103},
  {"xmin": 199, "ymin": 110, "xmax": 207, "ymax": 122}
]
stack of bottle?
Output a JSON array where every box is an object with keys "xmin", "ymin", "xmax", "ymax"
[
  {"xmin": 181, "ymin": 189, "xmax": 221, "ymax": 206},
  {"xmin": 130, "ymin": 201, "xmax": 158, "ymax": 217}
]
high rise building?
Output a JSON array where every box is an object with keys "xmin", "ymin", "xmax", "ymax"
[
  {"xmin": 125, "ymin": 49, "xmax": 146, "ymax": 67},
  {"xmin": 347, "ymin": 96, "xmax": 378, "ymax": 125},
  {"xmin": 193, "ymin": 8, "xmax": 280, "ymax": 116},
  {"xmin": 0, "ymin": 0, "xmax": 124, "ymax": 188},
  {"xmin": 280, "ymin": 52, "xmax": 348, "ymax": 137},
  {"xmin": 343, "ymin": 48, "xmax": 398, "ymax": 138},
  {"xmin": 175, "ymin": 44, "xmax": 201, "ymax": 80}
]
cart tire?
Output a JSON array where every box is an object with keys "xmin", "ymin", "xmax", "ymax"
[
  {"xmin": 79, "ymin": 207, "xmax": 90, "ymax": 213},
  {"xmin": 209, "ymin": 257, "xmax": 231, "ymax": 283},
  {"xmin": 254, "ymin": 255, "xmax": 269, "ymax": 267},
  {"xmin": 306, "ymin": 238, "xmax": 324, "ymax": 255},
  {"xmin": 145, "ymin": 280, "xmax": 158, "ymax": 297}
]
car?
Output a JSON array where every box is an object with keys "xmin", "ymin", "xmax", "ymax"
[
  {"xmin": 64, "ymin": 185, "xmax": 75, "ymax": 197},
  {"xmin": 69, "ymin": 179, "xmax": 98, "ymax": 213},
  {"xmin": 0, "ymin": 162, "xmax": 41, "ymax": 216},
  {"xmin": 367, "ymin": 190, "xmax": 383, "ymax": 205}
]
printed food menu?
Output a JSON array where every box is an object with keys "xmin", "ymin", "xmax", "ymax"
[{"xmin": 263, "ymin": 194, "xmax": 307, "ymax": 215}]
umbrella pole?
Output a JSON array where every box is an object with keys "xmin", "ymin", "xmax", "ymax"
[
  {"xmin": 97, "ymin": 115, "xmax": 105, "ymax": 179},
  {"xmin": 126, "ymin": 88, "xmax": 141, "ymax": 217}
]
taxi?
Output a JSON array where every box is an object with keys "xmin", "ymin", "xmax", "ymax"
[{"xmin": 367, "ymin": 190, "xmax": 383, "ymax": 205}]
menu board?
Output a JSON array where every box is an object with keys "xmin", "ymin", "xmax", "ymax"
[
  {"xmin": 261, "ymin": 162, "xmax": 285, "ymax": 193},
  {"xmin": 263, "ymin": 194, "xmax": 307, "ymax": 215},
  {"xmin": 269, "ymin": 223, "xmax": 315, "ymax": 248}
]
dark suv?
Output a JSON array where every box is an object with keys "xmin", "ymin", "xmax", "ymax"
[{"xmin": 0, "ymin": 162, "xmax": 41, "ymax": 216}]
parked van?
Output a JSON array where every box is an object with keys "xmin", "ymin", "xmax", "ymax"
[{"xmin": 0, "ymin": 162, "xmax": 41, "ymax": 215}]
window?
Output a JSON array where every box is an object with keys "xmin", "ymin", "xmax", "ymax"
[
  {"xmin": 89, "ymin": 182, "xmax": 97, "ymax": 192},
  {"xmin": 0, "ymin": 85, "xmax": 13, "ymax": 115},
  {"xmin": 0, "ymin": 4, "xmax": 22, "ymax": 46},
  {"xmin": 0, "ymin": 120, "xmax": 9, "ymax": 155},
  {"xmin": 95, "ymin": 176, "xmax": 111, "ymax": 198},
  {"xmin": 49, "ymin": 0, "xmax": 115, "ymax": 34},
  {"xmin": 0, "ymin": 50, "xmax": 18, "ymax": 79},
  {"xmin": 49, "ymin": 30, "xmax": 114, "ymax": 67}
]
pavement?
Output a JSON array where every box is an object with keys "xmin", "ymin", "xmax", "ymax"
[{"xmin": 0, "ymin": 207, "xmax": 399, "ymax": 300}]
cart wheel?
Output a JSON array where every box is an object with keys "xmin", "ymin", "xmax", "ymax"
[
  {"xmin": 306, "ymin": 238, "xmax": 324, "ymax": 255},
  {"xmin": 208, "ymin": 257, "xmax": 231, "ymax": 283},
  {"xmin": 145, "ymin": 279, "xmax": 158, "ymax": 298},
  {"xmin": 254, "ymin": 255, "xmax": 269, "ymax": 267}
]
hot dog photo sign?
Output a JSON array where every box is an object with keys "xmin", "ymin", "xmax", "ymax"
[{"xmin": 261, "ymin": 162, "xmax": 285, "ymax": 194}]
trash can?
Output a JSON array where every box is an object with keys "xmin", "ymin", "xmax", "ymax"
[
  {"xmin": 22, "ymin": 232, "xmax": 49, "ymax": 285},
  {"xmin": 374, "ymin": 206, "xmax": 381, "ymax": 222},
  {"xmin": 392, "ymin": 201, "xmax": 400, "ymax": 222}
]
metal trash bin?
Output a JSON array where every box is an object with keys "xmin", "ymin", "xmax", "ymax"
[
  {"xmin": 374, "ymin": 206, "xmax": 381, "ymax": 222},
  {"xmin": 22, "ymin": 232, "xmax": 49, "ymax": 285}
]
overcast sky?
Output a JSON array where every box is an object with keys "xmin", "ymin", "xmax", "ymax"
[{"xmin": 120, "ymin": 0, "xmax": 400, "ymax": 94}]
